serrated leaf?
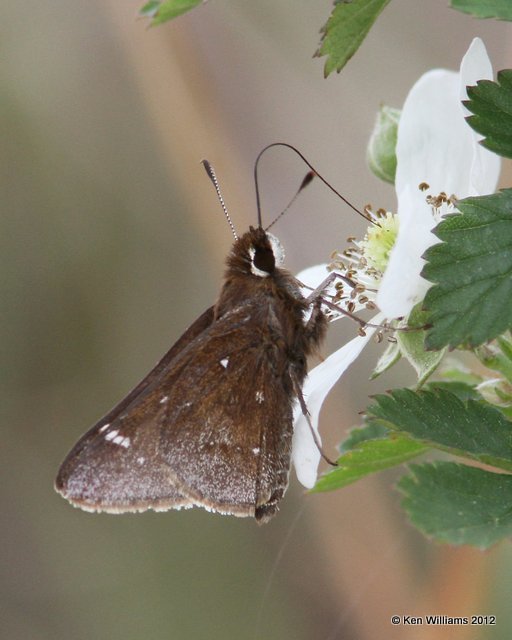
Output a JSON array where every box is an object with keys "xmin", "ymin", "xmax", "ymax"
[
  {"xmin": 397, "ymin": 305, "xmax": 445, "ymax": 386},
  {"xmin": 339, "ymin": 421, "xmax": 389, "ymax": 453},
  {"xmin": 425, "ymin": 380, "xmax": 482, "ymax": 402},
  {"xmin": 464, "ymin": 70, "xmax": 512, "ymax": 158},
  {"xmin": 368, "ymin": 388, "xmax": 512, "ymax": 471},
  {"xmin": 139, "ymin": 0, "xmax": 202, "ymax": 25},
  {"xmin": 317, "ymin": 0, "xmax": 391, "ymax": 77},
  {"xmin": 399, "ymin": 462, "xmax": 512, "ymax": 548},
  {"xmin": 312, "ymin": 432, "xmax": 426, "ymax": 493},
  {"xmin": 422, "ymin": 190, "xmax": 512, "ymax": 349},
  {"xmin": 451, "ymin": 0, "xmax": 512, "ymax": 20}
]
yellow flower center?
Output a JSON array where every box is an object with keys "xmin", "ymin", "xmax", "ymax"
[{"xmin": 359, "ymin": 212, "xmax": 399, "ymax": 273}]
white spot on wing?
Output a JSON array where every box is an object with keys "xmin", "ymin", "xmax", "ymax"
[
  {"xmin": 99, "ymin": 423, "xmax": 110, "ymax": 433},
  {"xmin": 137, "ymin": 456, "xmax": 145, "ymax": 465},
  {"xmin": 105, "ymin": 430, "xmax": 130, "ymax": 448},
  {"xmin": 255, "ymin": 390, "xmax": 264, "ymax": 403},
  {"xmin": 220, "ymin": 358, "xmax": 229, "ymax": 369},
  {"xmin": 160, "ymin": 395, "xmax": 169, "ymax": 404},
  {"xmin": 252, "ymin": 447, "xmax": 260, "ymax": 455}
]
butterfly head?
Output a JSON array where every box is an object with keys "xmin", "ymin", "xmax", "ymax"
[{"xmin": 229, "ymin": 226, "xmax": 285, "ymax": 278}]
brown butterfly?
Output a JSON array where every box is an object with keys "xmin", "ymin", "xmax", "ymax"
[{"xmin": 55, "ymin": 144, "xmax": 368, "ymax": 522}]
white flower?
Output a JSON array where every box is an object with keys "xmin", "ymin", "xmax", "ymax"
[
  {"xmin": 292, "ymin": 37, "xmax": 501, "ymax": 489},
  {"xmin": 377, "ymin": 37, "xmax": 501, "ymax": 318}
]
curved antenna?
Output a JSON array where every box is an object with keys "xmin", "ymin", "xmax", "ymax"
[
  {"xmin": 265, "ymin": 171, "xmax": 315, "ymax": 232},
  {"xmin": 202, "ymin": 159, "xmax": 238, "ymax": 240},
  {"xmin": 254, "ymin": 142, "xmax": 373, "ymax": 229}
]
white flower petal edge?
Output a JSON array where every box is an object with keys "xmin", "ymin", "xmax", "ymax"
[
  {"xmin": 292, "ymin": 312, "xmax": 385, "ymax": 489},
  {"xmin": 459, "ymin": 39, "xmax": 501, "ymax": 196},
  {"xmin": 377, "ymin": 38, "xmax": 500, "ymax": 319}
]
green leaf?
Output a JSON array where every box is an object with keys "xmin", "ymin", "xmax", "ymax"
[
  {"xmin": 339, "ymin": 421, "xmax": 389, "ymax": 453},
  {"xmin": 367, "ymin": 105, "xmax": 400, "ymax": 184},
  {"xmin": 437, "ymin": 366, "xmax": 483, "ymax": 387},
  {"xmin": 139, "ymin": 0, "xmax": 202, "ymax": 25},
  {"xmin": 370, "ymin": 339, "xmax": 401, "ymax": 379},
  {"xmin": 368, "ymin": 388, "xmax": 512, "ymax": 471},
  {"xmin": 316, "ymin": 0, "xmax": 391, "ymax": 77},
  {"xmin": 476, "ymin": 339, "xmax": 512, "ymax": 384},
  {"xmin": 399, "ymin": 462, "xmax": 512, "ymax": 548},
  {"xmin": 422, "ymin": 190, "xmax": 512, "ymax": 349},
  {"xmin": 425, "ymin": 380, "xmax": 482, "ymax": 402},
  {"xmin": 451, "ymin": 0, "xmax": 512, "ymax": 20},
  {"xmin": 139, "ymin": 0, "xmax": 161, "ymax": 17},
  {"xmin": 464, "ymin": 70, "xmax": 512, "ymax": 158},
  {"xmin": 397, "ymin": 305, "xmax": 445, "ymax": 386},
  {"xmin": 313, "ymin": 430, "xmax": 427, "ymax": 493}
]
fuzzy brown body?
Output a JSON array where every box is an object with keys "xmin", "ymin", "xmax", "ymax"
[{"xmin": 55, "ymin": 227, "xmax": 327, "ymax": 522}]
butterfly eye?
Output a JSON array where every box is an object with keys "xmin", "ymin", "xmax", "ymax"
[{"xmin": 253, "ymin": 246, "xmax": 275, "ymax": 274}]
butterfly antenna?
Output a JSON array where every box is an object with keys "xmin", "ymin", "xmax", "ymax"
[
  {"xmin": 254, "ymin": 142, "xmax": 373, "ymax": 227},
  {"xmin": 202, "ymin": 159, "xmax": 238, "ymax": 240},
  {"xmin": 265, "ymin": 171, "xmax": 315, "ymax": 232}
]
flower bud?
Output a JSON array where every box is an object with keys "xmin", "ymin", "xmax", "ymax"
[{"xmin": 367, "ymin": 105, "xmax": 400, "ymax": 184}]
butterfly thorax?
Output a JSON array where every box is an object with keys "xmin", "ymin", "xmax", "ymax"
[{"xmin": 217, "ymin": 227, "xmax": 327, "ymax": 382}]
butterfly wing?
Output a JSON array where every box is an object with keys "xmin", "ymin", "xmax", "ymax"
[
  {"xmin": 56, "ymin": 302, "xmax": 293, "ymax": 522},
  {"xmin": 55, "ymin": 307, "xmax": 215, "ymax": 513}
]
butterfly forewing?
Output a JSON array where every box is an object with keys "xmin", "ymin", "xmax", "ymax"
[
  {"xmin": 55, "ymin": 307, "xmax": 216, "ymax": 513},
  {"xmin": 56, "ymin": 302, "xmax": 293, "ymax": 520}
]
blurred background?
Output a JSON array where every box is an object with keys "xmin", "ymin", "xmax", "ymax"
[{"xmin": 2, "ymin": 1, "xmax": 512, "ymax": 638}]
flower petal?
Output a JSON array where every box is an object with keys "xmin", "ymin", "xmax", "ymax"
[
  {"xmin": 377, "ymin": 184, "xmax": 435, "ymax": 318},
  {"xmin": 378, "ymin": 39, "xmax": 499, "ymax": 318},
  {"xmin": 296, "ymin": 263, "xmax": 330, "ymax": 297},
  {"xmin": 459, "ymin": 38, "xmax": 501, "ymax": 196},
  {"xmin": 292, "ymin": 313, "xmax": 385, "ymax": 488}
]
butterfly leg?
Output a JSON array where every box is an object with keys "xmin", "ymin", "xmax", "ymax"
[
  {"xmin": 302, "ymin": 297, "xmax": 328, "ymax": 345},
  {"xmin": 291, "ymin": 375, "xmax": 337, "ymax": 467}
]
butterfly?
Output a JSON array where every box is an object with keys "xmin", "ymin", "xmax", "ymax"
[{"xmin": 55, "ymin": 224, "xmax": 328, "ymax": 523}]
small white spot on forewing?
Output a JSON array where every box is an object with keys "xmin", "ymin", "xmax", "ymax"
[
  {"xmin": 137, "ymin": 456, "xmax": 145, "ymax": 465},
  {"xmin": 252, "ymin": 447, "xmax": 260, "ymax": 455},
  {"xmin": 105, "ymin": 429, "xmax": 118, "ymax": 441},
  {"xmin": 113, "ymin": 435, "xmax": 124, "ymax": 445},
  {"xmin": 99, "ymin": 423, "xmax": 110, "ymax": 433},
  {"xmin": 220, "ymin": 358, "xmax": 229, "ymax": 369},
  {"xmin": 255, "ymin": 390, "xmax": 264, "ymax": 403},
  {"xmin": 160, "ymin": 395, "xmax": 169, "ymax": 404},
  {"xmin": 120, "ymin": 437, "xmax": 130, "ymax": 448}
]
